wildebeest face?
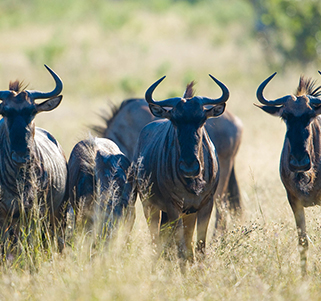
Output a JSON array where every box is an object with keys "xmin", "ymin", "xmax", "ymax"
[
  {"xmin": 0, "ymin": 65, "xmax": 63, "ymax": 165},
  {"xmin": 150, "ymin": 97, "xmax": 225, "ymax": 178},
  {"xmin": 145, "ymin": 75, "xmax": 229, "ymax": 178},
  {"xmin": 0, "ymin": 92, "xmax": 37, "ymax": 164},
  {"xmin": 0, "ymin": 92, "xmax": 62, "ymax": 164},
  {"xmin": 257, "ymin": 96, "xmax": 321, "ymax": 172},
  {"xmin": 276, "ymin": 97, "xmax": 318, "ymax": 172},
  {"xmin": 281, "ymin": 98, "xmax": 320, "ymax": 172},
  {"xmin": 256, "ymin": 72, "xmax": 321, "ymax": 172}
]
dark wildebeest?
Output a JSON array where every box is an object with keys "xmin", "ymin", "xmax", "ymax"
[
  {"xmin": 93, "ymin": 90, "xmax": 243, "ymax": 232},
  {"xmin": 255, "ymin": 71, "xmax": 321, "ymax": 275},
  {"xmin": 0, "ymin": 65, "xmax": 68, "ymax": 234},
  {"xmin": 68, "ymin": 137, "xmax": 135, "ymax": 234},
  {"xmin": 134, "ymin": 75, "xmax": 229, "ymax": 267}
]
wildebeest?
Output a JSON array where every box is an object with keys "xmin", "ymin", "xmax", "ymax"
[
  {"xmin": 68, "ymin": 137, "xmax": 135, "ymax": 235},
  {"xmin": 134, "ymin": 75, "xmax": 229, "ymax": 266},
  {"xmin": 255, "ymin": 71, "xmax": 321, "ymax": 275},
  {"xmin": 0, "ymin": 65, "xmax": 68, "ymax": 234},
  {"xmin": 93, "ymin": 87, "xmax": 243, "ymax": 231}
]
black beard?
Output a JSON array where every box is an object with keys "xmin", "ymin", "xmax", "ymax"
[{"xmin": 183, "ymin": 177, "xmax": 206, "ymax": 195}]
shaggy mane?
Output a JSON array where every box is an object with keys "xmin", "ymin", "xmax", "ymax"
[
  {"xmin": 183, "ymin": 81, "xmax": 196, "ymax": 99},
  {"xmin": 295, "ymin": 76, "xmax": 321, "ymax": 97},
  {"xmin": 91, "ymin": 98, "xmax": 138, "ymax": 137},
  {"xmin": 9, "ymin": 80, "xmax": 25, "ymax": 93}
]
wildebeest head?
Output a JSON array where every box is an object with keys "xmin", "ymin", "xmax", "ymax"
[
  {"xmin": 0, "ymin": 65, "xmax": 63, "ymax": 165},
  {"xmin": 145, "ymin": 75, "xmax": 229, "ymax": 178},
  {"xmin": 256, "ymin": 71, "xmax": 321, "ymax": 172}
]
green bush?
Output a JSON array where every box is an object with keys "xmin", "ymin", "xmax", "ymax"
[{"xmin": 249, "ymin": 0, "xmax": 321, "ymax": 67}]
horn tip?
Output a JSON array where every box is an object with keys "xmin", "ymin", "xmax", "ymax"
[
  {"xmin": 208, "ymin": 74, "xmax": 219, "ymax": 83},
  {"xmin": 44, "ymin": 64, "xmax": 54, "ymax": 75}
]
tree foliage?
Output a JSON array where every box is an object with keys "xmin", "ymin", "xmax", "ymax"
[{"xmin": 250, "ymin": 0, "xmax": 321, "ymax": 67}]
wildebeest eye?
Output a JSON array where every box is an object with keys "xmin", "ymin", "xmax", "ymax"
[{"xmin": 0, "ymin": 107, "xmax": 12, "ymax": 117}]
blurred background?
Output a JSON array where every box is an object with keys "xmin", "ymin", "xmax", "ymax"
[{"xmin": 0, "ymin": 0, "xmax": 321, "ymax": 225}]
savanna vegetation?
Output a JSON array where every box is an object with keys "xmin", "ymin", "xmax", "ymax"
[{"xmin": 0, "ymin": 0, "xmax": 321, "ymax": 300}]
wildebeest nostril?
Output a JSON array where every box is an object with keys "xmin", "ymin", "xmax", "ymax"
[
  {"xmin": 289, "ymin": 154, "xmax": 311, "ymax": 172},
  {"xmin": 179, "ymin": 160, "xmax": 200, "ymax": 177},
  {"xmin": 11, "ymin": 151, "xmax": 29, "ymax": 164}
]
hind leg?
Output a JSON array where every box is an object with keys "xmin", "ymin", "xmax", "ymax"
[
  {"xmin": 227, "ymin": 165, "xmax": 242, "ymax": 215},
  {"xmin": 213, "ymin": 156, "xmax": 232, "ymax": 234}
]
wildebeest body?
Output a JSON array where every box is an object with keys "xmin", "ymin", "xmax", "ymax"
[
  {"xmin": 68, "ymin": 137, "xmax": 135, "ymax": 230},
  {"xmin": 0, "ymin": 124, "xmax": 68, "ymax": 226},
  {"xmin": 134, "ymin": 75, "xmax": 229, "ymax": 265},
  {"xmin": 93, "ymin": 95, "xmax": 242, "ymax": 230},
  {"xmin": 280, "ymin": 115, "xmax": 321, "ymax": 205},
  {"xmin": 0, "ymin": 65, "xmax": 68, "ymax": 230},
  {"xmin": 136, "ymin": 120, "xmax": 219, "ymax": 213},
  {"xmin": 256, "ymin": 71, "xmax": 321, "ymax": 275}
]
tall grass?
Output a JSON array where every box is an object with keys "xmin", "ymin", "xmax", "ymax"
[
  {"xmin": 1, "ymin": 0, "xmax": 321, "ymax": 300},
  {"xmin": 2, "ymin": 204, "xmax": 321, "ymax": 300}
]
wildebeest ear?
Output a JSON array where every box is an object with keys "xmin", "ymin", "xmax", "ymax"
[
  {"xmin": 205, "ymin": 103, "xmax": 226, "ymax": 119},
  {"xmin": 254, "ymin": 103, "xmax": 282, "ymax": 116},
  {"xmin": 36, "ymin": 95, "xmax": 63, "ymax": 113},
  {"xmin": 149, "ymin": 104, "xmax": 171, "ymax": 119}
]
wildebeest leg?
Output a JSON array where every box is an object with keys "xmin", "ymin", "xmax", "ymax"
[
  {"xmin": 288, "ymin": 192, "xmax": 308, "ymax": 276},
  {"xmin": 160, "ymin": 211, "xmax": 169, "ymax": 225},
  {"xmin": 227, "ymin": 165, "xmax": 242, "ymax": 215},
  {"xmin": 167, "ymin": 207, "xmax": 187, "ymax": 272},
  {"xmin": 196, "ymin": 199, "xmax": 214, "ymax": 258},
  {"xmin": 182, "ymin": 213, "xmax": 197, "ymax": 262},
  {"xmin": 213, "ymin": 195, "xmax": 227, "ymax": 235},
  {"xmin": 213, "ymin": 157, "xmax": 232, "ymax": 233},
  {"xmin": 123, "ymin": 204, "xmax": 136, "ymax": 235},
  {"xmin": 142, "ymin": 202, "xmax": 161, "ymax": 249},
  {"xmin": 143, "ymin": 202, "xmax": 162, "ymax": 272},
  {"xmin": 122, "ymin": 188, "xmax": 137, "ymax": 236}
]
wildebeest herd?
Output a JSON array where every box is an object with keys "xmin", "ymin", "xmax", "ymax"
[{"xmin": 0, "ymin": 65, "xmax": 321, "ymax": 275}]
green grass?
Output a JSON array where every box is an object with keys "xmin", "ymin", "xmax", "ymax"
[{"xmin": 1, "ymin": 0, "xmax": 321, "ymax": 300}]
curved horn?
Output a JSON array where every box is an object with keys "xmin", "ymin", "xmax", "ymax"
[
  {"xmin": 308, "ymin": 70, "xmax": 321, "ymax": 106},
  {"xmin": 199, "ymin": 74, "xmax": 229, "ymax": 105},
  {"xmin": 256, "ymin": 72, "xmax": 292, "ymax": 106},
  {"xmin": 145, "ymin": 76, "xmax": 182, "ymax": 107},
  {"xmin": 26, "ymin": 65, "xmax": 63, "ymax": 100}
]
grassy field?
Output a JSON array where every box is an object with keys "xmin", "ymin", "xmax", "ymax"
[{"xmin": 1, "ymin": 0, "xmax": 321, "ymax": 300}]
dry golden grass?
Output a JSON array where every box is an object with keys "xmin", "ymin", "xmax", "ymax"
[{"xmin": 1, "ymin": 0, "xmax": 321, "ymax": 299}]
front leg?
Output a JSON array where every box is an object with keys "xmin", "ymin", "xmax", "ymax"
[
  {"xmin": 166, "ymin": 207, "xmax": 187, "ymax": 273},
  {"xmin": 196, "ymin": 198, "xmax": 214, "ymax": 257},
  {"xmin": 182, "ymin": 212, "xmax": 197, "ymax": 262},
  {"xmin": 142, "ymin": 201, "xmax": 161, "ymax": 250},
  {"xmin": 287, "ymin": 192, "xmax": 308, "ymax": 276}
]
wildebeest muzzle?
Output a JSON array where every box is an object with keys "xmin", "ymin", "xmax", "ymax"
[{"xmin": 289, "ymin": 152, "xmax": 311, "ymax": 172}]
